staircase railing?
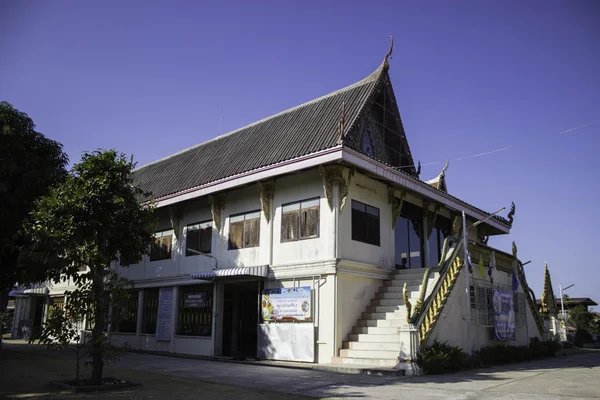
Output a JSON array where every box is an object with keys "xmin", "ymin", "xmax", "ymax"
[{"xmin": 408, "ymin": 234, "xmax": 465, "ymax": 348}]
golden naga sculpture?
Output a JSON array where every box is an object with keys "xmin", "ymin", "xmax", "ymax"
[{"xmin": 403, "ymin": 282, "xmax": 412, "ymax": 323}]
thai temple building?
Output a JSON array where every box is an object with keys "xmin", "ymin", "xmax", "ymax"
[{"xmin": 11, "ymin": 40, "xmax": 547, "ymax": 374}]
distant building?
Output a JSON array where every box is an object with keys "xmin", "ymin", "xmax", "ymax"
[{"xmin": 11, "ymin": 42, "xmax": 545, "ymax": 373}]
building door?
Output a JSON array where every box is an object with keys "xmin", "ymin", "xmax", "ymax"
[
  {"xmin": 222, "ymin": 282, "xmax": 259, "ymax": 359},
  {"xmin": 31, "ymin": 296, "xmax": 46, "ymax": 330}
]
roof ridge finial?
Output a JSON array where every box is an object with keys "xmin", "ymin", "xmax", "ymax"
[
  {"xmin": 441, "ymin": 159, "xmax": 449, "ymax": 177},
  {"xmin": 384, "ymin": 35, "xmax": 394, "ymax": 69}
]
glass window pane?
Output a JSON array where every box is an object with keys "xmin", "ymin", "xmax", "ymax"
[
  {"xmin": 282, "ymin": 203, "xmax": 300, "ymax": 213},
  {"xmin": 281, "ymin": 211, "xmax": 300, "ymax": 242},
  {"xmin": 228, "ymin": 221, "xmax": 244, "ymax": 249},
  {"xmin": 230, "ymin": 215, "xmax": 244, "ymax": 223},
  {"xmin": 300, "ymin": 207, "xmax": 319, "ymax": 238},
  {"xmin": 301, "ymin": 198, "xmax": 320, "ymax": 209},
  {"xmin": 352, "ymin": 200, "xmax": 365, "ymax": 212},
  {"xmin": 244, "ymin": 218, "xmax": 260, "ymax": 247},
  {"xmin": 245, "ymin": 211, "xmax": 260, "ymax": 220}
]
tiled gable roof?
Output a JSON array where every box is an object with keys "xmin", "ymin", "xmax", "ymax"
[{"xmin": 133, "ymin": 65, "xmax": 386, "ymax": 200}]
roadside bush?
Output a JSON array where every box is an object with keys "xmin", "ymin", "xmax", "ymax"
[
  {"xmin": 574, "ymin": 329, "xmax": 593, "ymax": 347},
  {"xmin": 416, "ymin": 341, "xmax": 468, "ymax": 375}
]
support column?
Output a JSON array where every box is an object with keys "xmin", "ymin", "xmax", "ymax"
[
  {"xmin": 169, "ymin": 286, "xmax": 178, "ymax": 353},
  {"xmin": 136, "ymin": 289, "xmax": 144, "ymax": 349}
]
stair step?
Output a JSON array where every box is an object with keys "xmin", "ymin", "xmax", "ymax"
[
  {"xmin": 347, "ymin": 333, "xmax": 401, "ymax": 343},
  {"xmin": 331, "ymin": 356, "xmax": 398, "ymax": 368},
  {"xmin": 361, "ymin": 311, "xmax": 407, "ymax": 320},
  {"xmin": 339, "ymin": 349, "xmax": 400, "ymax": 359},
  {"xmin": 370, "ymin": 298, "xmax": 407, "ymax": 306},
  {"xmin": 365, "ymin": 305, "xmax": 403, "ymax": 313},
  {"xmin": 352, "ymin": 326, "xmax": 400, "ymax": 335},
  {"xmin": 383, "ymin": 281, "xmax": 422, "ymax": 289},
  {"xmin": 378, "ymin": 285, "xmax": 423, "ymax": 294},
  {"xmin": 343, "ymin": 341, "xmax": 400, "ymax": 351},
  {"xmin": 357, "ymin": 319, "xmax": 407, "ymax": 328},
  {"xmin": 374, "ymin": 292, "xmax": 412, "ymax": 300}
]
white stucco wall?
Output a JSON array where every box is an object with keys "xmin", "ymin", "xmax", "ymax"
[
  {"xmin": 427, "ymin": 265, "xmax": 542, "ymax": 353},
  {"xmin": 335, "ymin": 272, "xmax": 382, "ymax": 350},
  {"xmin": 272, "ymin": 170, "xmax": 334, "ymax": 266},
  {"xmin": 338, "ymin": 172, "xmax": 394, "ymax": 268}
]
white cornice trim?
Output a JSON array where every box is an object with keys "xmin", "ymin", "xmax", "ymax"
[
  {"xmin": 337, "ymin": 259, "xmax": 392, "ymax": 279},
  {"xmin": 270, "ymin": 260, "xmax": 338, "ymax": 279},
  {"xmin": 341, "ymin": 148, "xmax": 510, "ymax": 233},
  {"xmin": 155, "ymin": 146, "xmax": 344, "ymax": 208}
]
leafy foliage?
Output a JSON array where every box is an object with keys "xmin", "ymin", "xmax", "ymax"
[
  {"xmin": 569, "ymin": 305, "xmax": 597, "ymax": 332},
  {"xmin": 417, "ymin": 338, "xmax": 561, "ymax": 375},
  {"xmin": 23, "ymin": 150, "xmax": 157, "ymax": 384},
  {"xmin": 0, "ymin": 101, "xmax": 68, "ymax": 289},
  {"xmin": 416, "ymin": 341, "xmax": 468, "ymax": 374},
  {"xmin": 0, "ymin": 309, "xmax": 13, "ymax": 335}
]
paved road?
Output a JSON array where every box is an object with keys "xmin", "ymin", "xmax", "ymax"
[{"xmin": 4, "ymin": 341, "xmax": 600, "ymax": 399}]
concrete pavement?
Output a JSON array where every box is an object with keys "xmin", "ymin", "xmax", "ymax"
[{"xmin": 3, "ymin": 340, "xmax": 600, "ymax": 399}]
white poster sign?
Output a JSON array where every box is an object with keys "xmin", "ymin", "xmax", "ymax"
[
  {"xmin": 258, "ymin": 323, "xmax": 314, "ymax": 362},
  {"xmin": 261, "ymin": 286, "xmax": 311, "ymax": 322},
  {"xmin": 156, "ymin": 287, "xmax": 174, "ymax": 341}
]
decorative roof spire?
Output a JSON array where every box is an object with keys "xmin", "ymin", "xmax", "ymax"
[
  {"xmin": 541, "ymin": 262, "xmax": 558, "ymax": 315},
  {"xmin": 383, "ymin": 35, "xmax": 394, "ymax": 70}
]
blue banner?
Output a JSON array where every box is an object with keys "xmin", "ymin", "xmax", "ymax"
[{"xmin": 493, "ymin": 287, "xmax": 516, "ymax": 341}]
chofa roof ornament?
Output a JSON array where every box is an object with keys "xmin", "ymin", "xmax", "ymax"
[
  {"xmin": 424, "ymin": 160, "xmax": 449, "ymax": 193},
  {"xmin": 383, "ymin": 35, "xmax": 393, "ymax": 70}
]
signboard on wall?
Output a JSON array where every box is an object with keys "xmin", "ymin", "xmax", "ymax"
[
  {"xmin": 156, "ymin": 287, "xmax": 174, "ymax": 341},
  {"xmin": 261, "ymin": 286, "xmax": 311, "ymax": 322},
  {"xmin": 183, "ymin": 292, "xmax": 207, "ymax": 308},
  {"xmin": 493, "ymin": 287, "xmax": 516, "ymax": 341}
]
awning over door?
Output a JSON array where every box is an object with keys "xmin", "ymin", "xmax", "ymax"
[
  {"xmin": 9, "ymin": 287, "xmax": 49, "ymax": 296},
  {"xmin": 190, "ymin": 265, "xmax": 269, "ymax": 280}
]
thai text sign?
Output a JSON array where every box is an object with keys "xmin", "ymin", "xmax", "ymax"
[
  {"xmin": 156, "ymin": 287, "xmax": 174, "ymax": 341},
  {"xmin": 183, "ymin": 293, "xmax": 207, "ymax": 308},
  {"xmin": 493, "ymin": 287, "xmax": 516, "ymax": 341},
  {"xmin": 262, "ymin": 286, "xmax": 311, "ymax": 322}
]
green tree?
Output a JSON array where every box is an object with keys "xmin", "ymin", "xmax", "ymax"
[
  {"xmin": 569, "ymin": 305, "xmax": 595, "ymax": 331},
  {"xmin": 0, "ymin": 101, "xmax": 68, "ymax": 290},
  {"xmin": 23, "ymin": 150, "xmax": 156, "ymax": 384}
]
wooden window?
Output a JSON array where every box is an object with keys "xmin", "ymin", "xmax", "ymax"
[
  {"xmin": 186, "ymin": 221, "xmax": 212, "ymax": 256},
  {"xmin": 49, "ymin": 296, "xmax": 65, "ymax": 312},
  {"xmin": 150, "ymin": 230, "xmax": 173, "ymax": 261},
  {"xmin": 281, "ymin": 198, "xmax": 320, "ymax": 242},
  {"xmin": 111, "ymin": 291, "xmax": 138, "ymax": 333},
  {"xmin": 228, "ymin": 211, "xmax": 260, "ymax": 249},
  {"xmin": 177, "ymin": 285, "xmax": 213, "ymax": 336},
  {"xmin": 351, "ymin": 200, "xmax": 380, "ymax": 246},
  {"xmin": 141, "ymin": 288, "xmax": 159, "ymax": 334}
]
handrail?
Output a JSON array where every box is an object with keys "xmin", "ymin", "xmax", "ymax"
[
  {"xmin": 413, "ymin": 236, "xmax": 464, "ymax": 347},
  {"xmin": 408, "ymin": 234, "xmax": 459, "ymax": 324}
]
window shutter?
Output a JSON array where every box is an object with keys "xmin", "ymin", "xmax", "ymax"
[{"xmin": 229, "ymin": 221, "xmax": 244, "ymax": 249}]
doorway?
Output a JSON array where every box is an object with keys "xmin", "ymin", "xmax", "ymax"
[{"xmin": 222, "ymin": 281, "xmax": 259, "ymax": 359}]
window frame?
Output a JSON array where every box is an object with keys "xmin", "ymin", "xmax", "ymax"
[
  {"xmin": 141, "ymin": 288, "xmax": 159, "ymax": 334},
  {"xmin": 228, "ymin": 210, "xmax": 261, "ymax": 250},
  {"xmin": 150, "ymin": 229, "xmax": 174, "ymax": 261},
  {"xmin": 176, "ymin": 285, "xmax": 213, "ymax": 337},
  {"xmin": 111, "ymin": 291, "xmax": 139, "ymax": 334},
  {"xmin": 281, "ymin": 197, "xmax": 320, "ymax": 243},
  {"xmin": 185, "ymin": 220, "xmax": 213, "ymax": 257},
  {"xmin": 351, "ymin": 200, "xmax": 381, "ymax": 246}
]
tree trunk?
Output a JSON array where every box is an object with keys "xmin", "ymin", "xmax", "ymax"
[{"xmin": 90, "ymin": 270, "xmax": 105, "ymax": 385}]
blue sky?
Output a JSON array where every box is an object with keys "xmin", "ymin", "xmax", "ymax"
[{"xmin": 1, "ymin": 1, "xmax": 599, "ymax": 302}]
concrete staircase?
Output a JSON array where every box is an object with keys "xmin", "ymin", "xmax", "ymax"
[{"xmin": 332, "ymin": 268, "xmax": 439, "ymax": 368}]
